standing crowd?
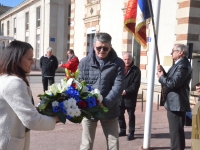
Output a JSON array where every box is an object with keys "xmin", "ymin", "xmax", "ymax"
[{"xmin": 0, "ymin": 32, "xmax": 196, "ymax": 150}]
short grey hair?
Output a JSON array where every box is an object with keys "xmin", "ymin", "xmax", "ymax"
[
  {"xmin": 93, "ymin": 32, "xmax": 112, "ymax": 45},
  {"xmin": 174, "ymin": 44, "xmax": 188, "ymax": 58},
  {"xmin": 123, "ymin": 52, "xmax": 134, "ymax": 62},
  {"xmin": 46, "ymin": 47, "xmax": 53, "ymax": 53},
  {"xmin": 123, "ymin": 52, "xmax": 133, "ymax": 59}
]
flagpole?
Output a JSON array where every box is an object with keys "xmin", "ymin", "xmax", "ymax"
[
  {"xmin": 147, "ymin": 0, "xmax": 165, "ymax": 102},
  {"xmin": 147, "ymin": 0, "xmax": 160, "ymax": 65},
  {"xmin": 142, "ymin": 0, "xmax": 161, "ymax": 149}
]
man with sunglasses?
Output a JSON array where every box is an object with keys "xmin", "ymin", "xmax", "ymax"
[
  {"xmin": 78, "ymin": 32, "xmax": 124, "ymax": 150},
  {"xmin": 157, "ymin": 44, "xmax": 192, "ymax": 150}
]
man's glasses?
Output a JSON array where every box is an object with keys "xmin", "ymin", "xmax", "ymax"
[
  {"xmin": 171, "ymin": 49, "xmax": 179, "ymax": 54},
  {"xmin": 95, "ymin": 46, "xmax": 109, "ymax": 52}
]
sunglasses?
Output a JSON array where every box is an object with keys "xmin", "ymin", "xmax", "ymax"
[{"xmin": 95, "ymin": 46, "xmax": 109, "ymax": 52}]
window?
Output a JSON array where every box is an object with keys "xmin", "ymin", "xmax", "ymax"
[
  {"xmin": 1, "ymin": 23, "xmax": 4, "ymax": 35},
  {"xmin": 25, "ymin": 12, "xmax": 29, "ymax": 30},
  {"xmin": 36, "ymin": 7, "xmax": 41, "ymax": 27},
  {"xmin": 25, "ymin": 36, "xmax": 29, "ymax": 43},
  {"xmin": 7, "ymin": 21, "xmax": 10, "ymax": 35},
  {"xmin": 87, "ymin": 0, "xmax": 97, "ymax": 3},
  {"xmin": 68, "ymin": 5, "xmax": 71, "ymax": 25},
  {"xmin": 86, "ymin": 33, "xmax": 95, "ymax": 55},
  {"xmin": 67, "ymin": 34, "xmax": 70, "ymax": 49},
  {"xmin": 36, "ymin": 34, "xmax": 40, "ymax": 58},
  {"xmin": 14, "ymin": 18, "xmax": 17, "ymax": 34}
]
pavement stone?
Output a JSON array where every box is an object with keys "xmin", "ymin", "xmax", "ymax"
[{"xmin": 29, "ymin": 78, "xmax": 192, "ymax": 150}]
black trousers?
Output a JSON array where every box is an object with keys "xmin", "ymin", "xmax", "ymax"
[
  {"xmin": 42, "ymin": 76, "xmax": 55, "ymax": 92},
  {"xmin": 118, "ymin": 106, "xmax": 135, "ymax": 135},
  {"xmin": 167, "ymin": 110, "xmax": 186, "ymax": 150}
]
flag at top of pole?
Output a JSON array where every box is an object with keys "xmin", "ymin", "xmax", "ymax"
[{"xmin": 124, "ymin": 0, "xmax": 153, "ymax": 48}]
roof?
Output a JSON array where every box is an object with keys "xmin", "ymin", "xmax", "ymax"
[
  {"xmin": 0, "ymin": 5, "xmax": 12, "ymax": 15},
  {"xmin": 0, "ymin": 36, "xmax": 14, "ymax": 41}
]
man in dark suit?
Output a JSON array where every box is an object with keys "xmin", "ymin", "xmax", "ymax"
[
  {"xmin": 157, "ymin": 44, "xmax": 192, "ymax": 150},
  {"xmin": 118, "ymin": 52, "xmax": 141, "ymax": 141}
]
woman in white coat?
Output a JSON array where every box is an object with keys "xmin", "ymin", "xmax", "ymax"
[{"xmin": 0, "ymin": 40, "xmax": 59, "ymax": 150}]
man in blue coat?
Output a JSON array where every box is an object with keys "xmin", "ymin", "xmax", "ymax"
[
  {"xmin": 78, "ymin": 32, "xmax": 124, "ymax": 150},
  {"xmin": 118, "ymin": 53, "xmax": 141, "ymax": 141},
  {"xmin": 157, "ymin": 44, "xmax": 192, "ymax": 150}
]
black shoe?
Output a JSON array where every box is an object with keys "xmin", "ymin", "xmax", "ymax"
[
  {"xmin": 127, "ymin": 134, "xmax": 134, "ymax": 141},
  {"xmin": 119, "ymin": 131, "xmax": 126, "ymax": 137}
]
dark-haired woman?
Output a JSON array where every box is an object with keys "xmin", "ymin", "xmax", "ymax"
[{"xmin": 0, "ymin": 40, "xmax": 59, "ymax": 150}]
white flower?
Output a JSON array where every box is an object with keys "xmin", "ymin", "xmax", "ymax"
[
  {"xmin": 67, "ymin": 98, "xmax": 77, "ymax": 106},
  {"xmin": 74, "ymin": 108, "xmax": 81, "ymax": 117},
  {"xmin": 67, "ymin": 108, "xmax": 76, "ymax": 117},
  {"xmin": 52, "ymin": 101, "xmax": 59, "ymax": 107},
  {"xmin": 66, "ymin": 78, "xmax": 74, "ymax": 87},
  {"xmin": 97, "ymin": 94, "xmax": 103, "ymax": 103},
  {"xmin": 90, "ymin": 89, "xmax": 100, "ymax": 94},
  {"xmin": 63, "ymin": 100, "xmax": 69, "ymax": 108},
  {"xmin": 91, "ymin": 89, "xmax": 103, "ymax": 102},
  {"xmin": 60, "ymin": 79, "xmax": 70, "ymax": 92},
  {"xmin": 82, "ymin": 86, "xmax": 89, "ymax": 93},
  {"xmin": 45, "ymin": 83, "xmax": 60, "ymax": 95}
]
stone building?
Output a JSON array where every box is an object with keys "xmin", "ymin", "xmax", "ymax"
[
  {"xmin": 1, "ymin": 0, "xmax": 200, "ymax": 89},
  {"xmin": 70, "ymin": 0, "xmax": 200, "ymax": 89},
  {"xmin": 0, "ymin": 0, "xmax": 71, "ymax": 69}
]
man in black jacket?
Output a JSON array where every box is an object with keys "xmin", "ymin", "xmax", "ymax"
[
  {"xmin": 118, "ymin": 53, "xmax": 141, "ymax": 141},
  {"xmin": 40, "ymin": 47, "xmax": 58, "ymax": 92},
  {"xmin": 157, "ymin": 44, "xmax": 192, "ymax": 150}
]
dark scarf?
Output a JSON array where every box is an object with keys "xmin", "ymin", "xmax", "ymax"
[{"xmin": 124, "ymin": 62, "xmax": 133, "ymax": 75}]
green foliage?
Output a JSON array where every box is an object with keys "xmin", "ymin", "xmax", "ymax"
[{"xmin": 56, "ymin": 112, "xmax": 67, "ymax": 124}]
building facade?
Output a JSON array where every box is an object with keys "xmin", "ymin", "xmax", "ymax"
[
  {"xmin": 70, "ymin": 0, "xmax": 200, "ymax": 89},
  {"xmin": 0, "ymin": 0, "xmax": 71, "ymax": 69},
  {"xmin": 1, "ymin": 0, "xmax": 200, "ymax": 89}
]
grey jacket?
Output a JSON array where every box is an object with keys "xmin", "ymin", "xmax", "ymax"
[
  {"xmin": 159, "ymin": 57, "xmax": 192, "ymax": 112},
  {"xmin": 78, "ymin": 48, "xmax": 125, "ymax": 119}
]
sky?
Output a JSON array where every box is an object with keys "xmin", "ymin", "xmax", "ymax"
[{"xmin": 0, "ymin": 0, "xmax": 25, "ymax": 7}]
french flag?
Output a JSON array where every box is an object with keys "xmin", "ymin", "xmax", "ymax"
[{"xmin": 124, "ymin": 0, "xmax": 153, "ymax": 48}]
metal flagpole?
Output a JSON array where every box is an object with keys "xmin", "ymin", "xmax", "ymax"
[{"xmin": 142, "ymin": 0, "xmax": 161, "ymax": 149}]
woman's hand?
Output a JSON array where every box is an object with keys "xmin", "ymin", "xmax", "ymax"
[{"xmin": 54, "ymin": 116, "xmax": 59, "ymax": 123}]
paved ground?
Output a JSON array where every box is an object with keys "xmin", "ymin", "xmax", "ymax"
[{"xmin": 29, "ymin": 71, "xmax": 192, "ymax": 150}]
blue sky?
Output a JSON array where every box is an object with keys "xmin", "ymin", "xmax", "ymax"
[{"xmin": 0, "ymin": 0, "xmax": 25, "ymax": 7}]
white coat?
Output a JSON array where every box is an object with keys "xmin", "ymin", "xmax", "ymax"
[{"xmin": 0, "ymin": 75, "xmax": 56, "ymax": 150}]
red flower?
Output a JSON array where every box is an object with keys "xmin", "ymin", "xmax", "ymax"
[
  {"xmin": 77, "ymin": 101, "xmax": 87, "ymax": 109},
  {"xmin": 96, "ymin": 99, "xmax": 100, "ymax": 104},
  {"xmin": 71, "ymin": 83, "xmax": 77, "ymax": 88}
]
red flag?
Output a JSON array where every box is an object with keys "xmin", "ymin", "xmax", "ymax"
[{"xmin": 124, "ymin": 0, "xmax": 152, "ymax": 48}]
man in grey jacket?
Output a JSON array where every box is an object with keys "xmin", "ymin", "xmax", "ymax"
[
  {"xmin": 78, "ymin": 33, "xmax": 124, "ymax": 150},
  {"xmin": 157, "ymin": 44, "xmax": 192, "ymax": 150}
]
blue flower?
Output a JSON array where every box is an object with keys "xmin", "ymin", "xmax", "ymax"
[
  {"xmin": 67, "ymin": 115, "xmax": 72, "ymax": 120},
  {"xmin": 87, "ymin": 85, "xmax": 93, "ymax": 91},
  {"xmin": 86, "ymin": 96, "xmax": 97, "ymax": 108},
  {"xmin": 58, "ymin": 102, "xmax": 67, "ymax": 114},
  {"xmin": 52, "ymin": 106, "xmax": 59, "ymax": 113},
  {"xmin": 65, "ymin": 86, "xmax": 80, "ymax": 99}
]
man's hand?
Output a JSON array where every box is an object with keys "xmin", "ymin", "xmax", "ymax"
[
  {"xmin": 58, "ymin": 64, "xmax": 62, "ymax": 67},
  {"xmin": 121, "ymin": 90, "xmax": 126, "ymax": 96},
  {"xmin": 157, "ymin": 65, "xmax": 163, "ymax": 72},
  {"xmin": 98, "ymin": 103, "xmax": 104, "ymax": 107},
  {"xmin": 157, "ymin": 71, "xmax": 164, "ymax": 78}
]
